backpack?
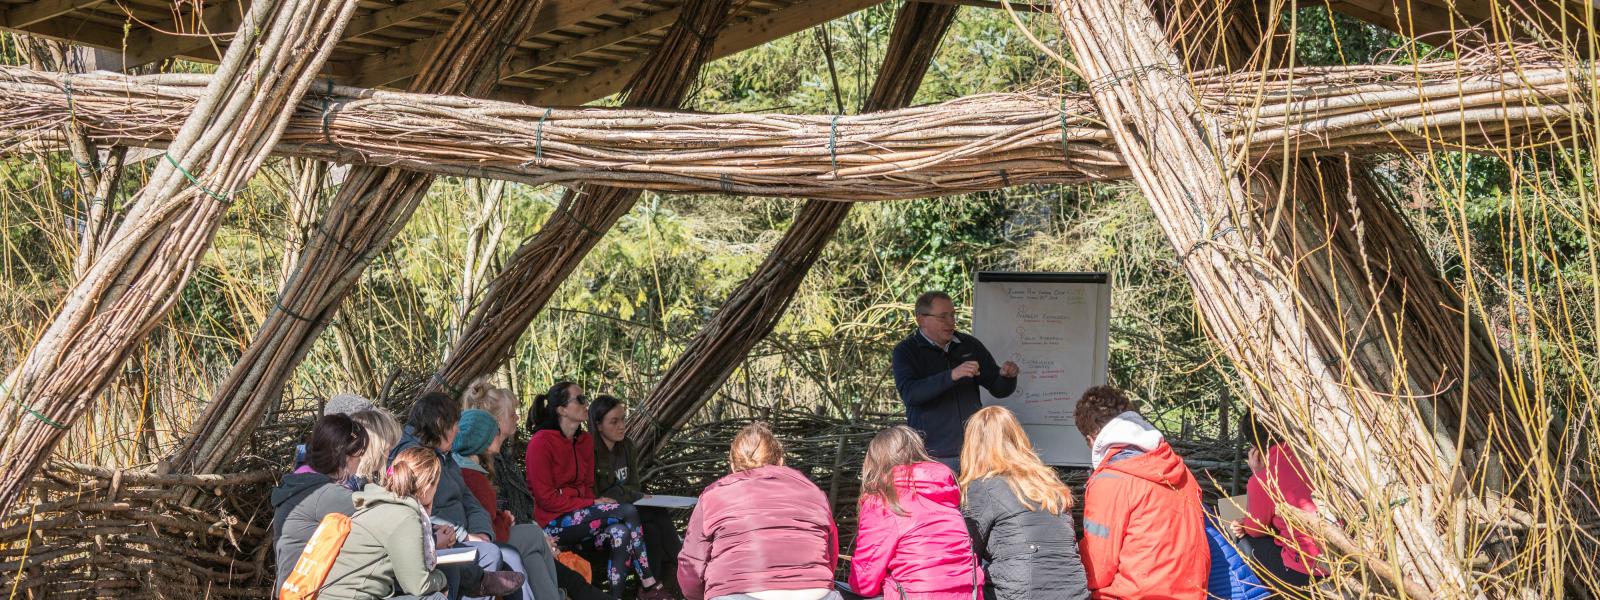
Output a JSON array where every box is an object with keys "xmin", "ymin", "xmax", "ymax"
[{"xmin": 279, "ymin": 512, "xmax": 353, "ymax": 600}]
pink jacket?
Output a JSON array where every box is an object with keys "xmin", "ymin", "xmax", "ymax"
[
  {"xmin": 1243, "ymin": 444, "xmax": 1326, "ymax": 576},
  {"xmin": 850, "ymin": 462, "xmax": 983, "ymax": 599},
  {"xmin": 677, "ymin": 465, "xmax": 838, "ymax": 600}
]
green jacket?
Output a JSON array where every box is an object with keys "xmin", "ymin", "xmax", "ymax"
[
  {"xmin": 322, "ymin": 484, "xmax": 448, "ymax": 600},
  {"xmin": 594, "ymin": 437, "xmax": 644, "ymax": 503}
]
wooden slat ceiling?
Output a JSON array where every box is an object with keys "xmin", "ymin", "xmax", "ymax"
[{"xmin": 0, "ymin": 0, "xmax": 886, "ymax": 105}]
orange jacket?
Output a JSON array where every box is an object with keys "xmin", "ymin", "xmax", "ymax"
[{"xmin": 1080, "ymin": 441, "xmax": 1209, "ymax": 599}]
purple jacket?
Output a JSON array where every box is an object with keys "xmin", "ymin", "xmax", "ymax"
[{"xmin": 678, "ymin": 465, "xmax": 838, "ymax": 600}]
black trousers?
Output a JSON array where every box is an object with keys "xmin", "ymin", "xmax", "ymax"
[
  {"xmin": 639, "ymin": 506, "xmax": 683, "ymax": 589},
  {"xmin": 1241, "ymin": 535, "xmax": 1313, "ymax": 597}
]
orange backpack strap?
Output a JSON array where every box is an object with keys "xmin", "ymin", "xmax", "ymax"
[{"xmin": 279, "ymin": 513, "xmax": 353, "ymax": 600}]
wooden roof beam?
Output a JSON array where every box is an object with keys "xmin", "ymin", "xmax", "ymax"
[
  {"xmin": 0, "ymin": 0, "xmax": 107, "ymax": 29},
  {"xmin": 343, "ymin": 0, "xmax": 463, "ymax": 39},
  {"xmin": 121, "ymin": 2, "xmax": 247, "ymax": 66},
  {"xmin": 1327, "ymin": 0, "xmax": 1595, "ymax": 47},
  {"xmin": 496, "ymin": 6, "xmax": 681, "ymax": 81},
  {"xmin": 2, "ymin": 13, "xmax": 128, "ymax": 49},
  {"xmin": 115, "ymin": 0, "xmax": 461, "ymax": 69},
  {"xmin": 520, "ymin": 0, "xmax": 888, "ymax": 105},
  {"xmin": 348, "ymin": 0, "xmax": 644, "ymax": 88}
]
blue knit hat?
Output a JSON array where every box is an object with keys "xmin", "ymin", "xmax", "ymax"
[{"xmin": 452, "ymin": 409, "xmax": 500, "ymax": 456}]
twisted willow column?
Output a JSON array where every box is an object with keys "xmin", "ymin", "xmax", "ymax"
[
  {"xmin": 0, "ymin": 0, "xmax": 360, "ymax": 513},
  {"xmin": 1054, "ymin": 0, "xmax": 1469, "ymax": 594}
]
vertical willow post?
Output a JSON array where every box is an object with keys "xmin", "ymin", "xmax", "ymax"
[{"xmin": 1053, "ymin": 0, "xmax": 1469, "ymax": 593}]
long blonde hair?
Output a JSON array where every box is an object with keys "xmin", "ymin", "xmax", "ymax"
[
  {"xmin": 959, "ymin": 406, "xmax": 1073, "ymax": 515},
  {"xmin": 350, "ymin": 408, "xmax": 402, "ymax": 484},
  {"xmin": 860, "ymin": 426, "xmax": 934, "ymax": 516}
]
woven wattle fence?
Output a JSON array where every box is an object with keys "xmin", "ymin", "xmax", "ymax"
[{"xmin": 0, "ymin": 464, "xmax": 279, "ymax": 599}]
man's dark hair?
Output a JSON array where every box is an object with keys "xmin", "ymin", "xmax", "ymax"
[
  {"xmin": 307, "ymin": 413, "xmax": 367, "ymax": 475},
  {"xmin": 914, "ymin": 291, "xmax": 952, "ymax": 315},
  {"xmin": 409, "ymin": 391, "xmax": 461, "ymax": 448},
  {"xmin": 1074, "ymin": 385, "xmax": 1135, "ymax": 438},
  {"xmin": 1240, "ymin": 409, "xmax": 1278, "ymax": 451}
]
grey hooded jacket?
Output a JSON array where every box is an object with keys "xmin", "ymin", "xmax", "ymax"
[
  {"xmin": 961, "ymin": 477, "xmax": 1090, "ymax": 600},
  {"xmin": 270, "ymin": 471, "xmax": 355, "ymax": 591}
]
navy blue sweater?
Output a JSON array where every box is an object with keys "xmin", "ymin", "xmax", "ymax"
[{"xmin": 891, "ymin": 329, "xmax": 1017, "ymax": 458}]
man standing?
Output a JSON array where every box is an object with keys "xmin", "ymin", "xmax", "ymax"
[{"xmin": 891, "ymin": 291, "xmax": 1019, "ymax": 473}]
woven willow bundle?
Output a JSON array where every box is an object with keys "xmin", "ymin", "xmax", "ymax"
[
  {"xmin": 0, "ymin": 52, "xmax": 1587, "ymax": 201},
  {"xmin": 0, "ymin": 0, "xmax": 361, "ymax": 515}
]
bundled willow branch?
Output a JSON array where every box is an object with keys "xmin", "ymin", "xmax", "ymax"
[
  {"xmin": 423, "ymin": 0, "xmax": 741, "ymax": 397},
  {"xmin": 0, "ymin": 52, "xmax": 1589, "ymax": 201},
  {"xmin": 0, "ymin": 0, "xmax": 361, "ymax": 514},
  {"xmin": 1056, "ymin": 0, "xmax": 1486, "ymax": 595},
  {"xmin": 629, "ymin": 0, "xmax": 957, "ymax": 458}
]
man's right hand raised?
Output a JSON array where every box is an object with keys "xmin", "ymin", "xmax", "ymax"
[{"xmin": 951, "ymin": 361, "xmax": 980, "ymax": 381}]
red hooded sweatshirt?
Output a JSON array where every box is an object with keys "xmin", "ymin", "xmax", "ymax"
[
  {"xmin": 1243, "ymin": 444, "xmax": 1326, "ymax": 576},
  {"xmin": 1081, "ymin": 413, "xmax": 1209, "ymax": 599},
  {"xmin": 850, "ymin": 462, "xmax": 983, "ymax": 599},
  {"xmin": 524, "ymin": 428, "xmax": 596, "ymax": 526}
]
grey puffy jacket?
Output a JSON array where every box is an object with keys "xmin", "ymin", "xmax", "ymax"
[{"xmin": 961, "ymin": 477, "xmax": 1090, "ymax": 600}]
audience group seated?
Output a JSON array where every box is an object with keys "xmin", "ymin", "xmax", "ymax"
[{"xmin": 271, "ymin": 384, "xmax": 1321, "ymax": 600}]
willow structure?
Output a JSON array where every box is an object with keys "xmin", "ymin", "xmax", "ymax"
[
  {"xmin": 0, "ymin": 0, "xmax": 361, "ymax": 515},
  {"xmin": 627, "ymin": 0, "xmax": 957, "ymax": 457},
  {"xmin": 0, "ymin": 57, "xmax": 1589, "ymax": 200},
  {"xmin": 0, "ymin": 0, "xmax": 1595, "ymax": 596}
]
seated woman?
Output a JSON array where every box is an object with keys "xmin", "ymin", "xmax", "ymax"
[
  {"xmin": 350, "ymin": 408, "xmax": 402, "ymax": 488},
  {"xmin": 678, "ymin": 421, "xmax": 840, "ymax": 600},
  {"xmin": 322, "ymin": 447, "xmax": 452, "ymax": 599},
  {"xmin": 589, "ymin": 395, "xmax": 683, "ymax": 592},
  {"xmin": 958, "ymin": 407, "xmax": 1088, "ymax": 600},
  {"xmin": 392, "ymin": 392, "xmax": 520, "ymax": 599},
  {"xmin": 272, "ymin": 413, "xmax": 366, "ymax": 592},
  {"xmin": 1232, "ymin": 412, "xmax": 1326, "ymax": 594},
  {"xmin": 525, "ymin": 382, "xmax": 671, "ymax": 600},
  {"xmin": 457, "ymin": 408, "xmax": 610, "ymax": 600},
  {"xmin": 461, "ymin": 378, "xmax": 536, "ymax": 524},
  {"xmin": 850, "ymin": 426, "xmax": 983, "ymax": 600}
]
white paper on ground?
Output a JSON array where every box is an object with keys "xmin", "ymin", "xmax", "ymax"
[
  {"xmin": 436, "ymin": 549, "xmax": 478, "ymax": 565},
  {"xmin": 632, "ymin": 495, "xmax": 698, "ymax": 509}
]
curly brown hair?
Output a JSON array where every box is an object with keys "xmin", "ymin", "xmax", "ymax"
[{"xmin": 1074, "ymin": 385, "xmax": 1134, "ymax": 438}]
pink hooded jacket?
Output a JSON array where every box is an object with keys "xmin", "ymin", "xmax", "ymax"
[{"xmin": 850, "ymin": 462, "xmax": 983, "ymax": 599}]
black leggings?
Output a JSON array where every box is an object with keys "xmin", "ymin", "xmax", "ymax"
[
  {"xmin": 1241, "ymin": 535, "xmax": 1313, "ymax": 597},
  {"xmin": 638, "ymin": 506, "xmax": 682, "ymax": 589}
]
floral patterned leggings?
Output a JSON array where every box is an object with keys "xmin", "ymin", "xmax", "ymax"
[{"xmin": 543, "ymin": 502, "xmax": 653, "ymax": 597}]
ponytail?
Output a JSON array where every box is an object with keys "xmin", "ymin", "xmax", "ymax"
[{"xmin": 385, "ymin": 446, "xmax": 442, "ymax": 499}]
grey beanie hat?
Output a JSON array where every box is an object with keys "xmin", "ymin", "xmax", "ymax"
[{"xmin": 323, "ymin": 393, "xmax": 374, "ymax": 417}]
